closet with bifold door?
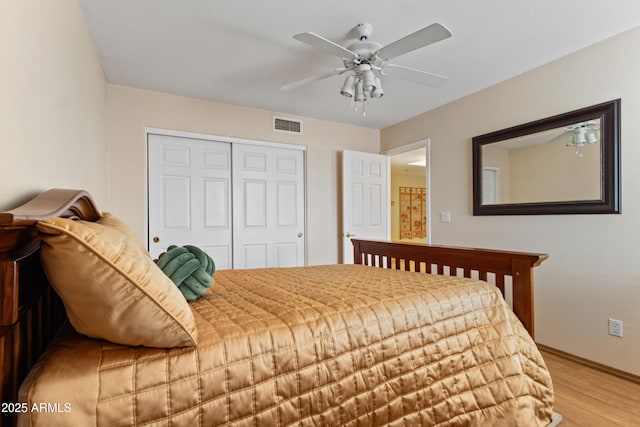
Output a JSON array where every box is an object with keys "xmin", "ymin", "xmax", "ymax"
[{"xmin": 148, "ymin": 132, "xmax": 305, "ymax": 270}]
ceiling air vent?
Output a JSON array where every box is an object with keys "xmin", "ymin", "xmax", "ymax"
[{"xmin": 273, "ymin": 116, "xmax": 302, "ymax": 134}]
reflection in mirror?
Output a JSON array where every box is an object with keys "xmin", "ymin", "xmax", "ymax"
[
  {"xmin": 472, "ymin": 99, "xmax": 620, "ymax": 215},
  {"xmin": 481, "ymin": 117, "xmax": 602, "ymax": 205}
]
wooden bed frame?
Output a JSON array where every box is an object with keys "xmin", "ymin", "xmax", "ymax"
[
  {"xmin": 0, "ymin": 189, "xmax": 547, "ymax": 425},
  {"xmin": 352, "ymin": 239, "xmax": 547, "ymax": 338}
]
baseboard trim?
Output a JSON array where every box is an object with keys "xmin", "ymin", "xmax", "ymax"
[{"xmin": 537, "ymin": 343, "xmax": 640, "ymax": 385}]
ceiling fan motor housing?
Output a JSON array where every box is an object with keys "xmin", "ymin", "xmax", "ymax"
[
  {"xmin": 345, "ymin": 24, "xmax": 384, "ymax": 69},
  {"xmin": 354, "ymin": 23, "xmax": 373, "ymax": 41},
  {"xmin": 344, "ymin": 40, "xmax": 384, "ymax": 68}
]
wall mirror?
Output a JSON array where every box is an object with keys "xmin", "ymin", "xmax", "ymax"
[{"xmin": 472, "ymin": 99, "xmax": 620, "ymax": 215}]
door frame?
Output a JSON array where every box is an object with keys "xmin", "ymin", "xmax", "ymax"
[
  {"xmin": 145, "ymin": 127, "xmax": 308, "ymax": 263},
  {"xmin": 382, "ymin": 138, "xmax": 432, "ymax": 244}
]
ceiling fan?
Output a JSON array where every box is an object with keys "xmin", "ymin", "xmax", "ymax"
[
  {"xmin": 547, "ymin": 120, "xmax": 601, "ymax": 147},
  {"xmin": 281, "ymin": 22, "xmax": 452, "ymax": 111}
]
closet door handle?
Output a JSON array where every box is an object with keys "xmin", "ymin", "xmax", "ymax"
[
  {"xmin": 345, "ymin": 232, "xmax": 356, "ymax": 238},
  {"xmin": 297, "ymin": 232, "xmax": 303, "ymax": 238},
  {"xmin": 152, "ymin": 236, "xmax": 160, "ymax": 243}
]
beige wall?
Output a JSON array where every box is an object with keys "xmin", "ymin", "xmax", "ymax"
[
  {"xmin": 483, "ymin": 141, "xmax": 600, "ymax": 204},
  {"xmin": 381, "ymin": 26, "xmax": 640, "ymax": 375},
  {"xmin": 509, "ymin": 142, "xmax": 600, "ymax": 203},
  {"xmin": 107, "ymin": 85, "xmax": 380, "ymax": 265},
  {"xmin": 0, "ymin": 0, "xmax": 107, "ymax": 210}
]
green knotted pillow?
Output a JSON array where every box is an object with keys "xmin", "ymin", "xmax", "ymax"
[{"xmin": 154, "ymin": 245, "xmax": 216, "ymax": 301}]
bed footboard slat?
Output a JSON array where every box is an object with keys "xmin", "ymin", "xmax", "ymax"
[
  {"xmin": 351, "ymin": 239, "xmax": 547, "ymax": 338},
  {"xmin": 495, "ymin": 274, "xmax": 506, "ymax": 297},
  {"xmin": 479, "ymin": 270, "xmax": 488, "ymax": 282}
]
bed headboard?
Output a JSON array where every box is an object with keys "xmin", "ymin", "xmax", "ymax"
[{"xmin": 0, "ymin": 189, "xmax": 101, "ymax": 425}]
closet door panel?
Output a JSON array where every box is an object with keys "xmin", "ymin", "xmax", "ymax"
[
  {"xmin": 233, "ymin": 143, "xmax": 305, "ymax": 269},
  {"xmin": 148, "ymin": 134, "xmax": 233, "ymax": 270}
]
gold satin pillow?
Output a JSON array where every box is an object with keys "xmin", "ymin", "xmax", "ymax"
[{"xmin": 37, "ymin": 213, "xmax": 197, "ymax": 348}]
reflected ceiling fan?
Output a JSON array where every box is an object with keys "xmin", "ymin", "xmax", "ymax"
[
  {"xmin": 547, "ymin": 120, "xmax": 601, "ymax": 146},
  {"xmin": 281, "ymin": 22, "xmax": 452, "ymax": 114}
]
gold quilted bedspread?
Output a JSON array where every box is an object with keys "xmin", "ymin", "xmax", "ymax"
[{"xmin": 19, "ymin": 265, "xmax": 553, "ymax": 426}]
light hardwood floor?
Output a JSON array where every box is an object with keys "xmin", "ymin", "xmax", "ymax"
[{"xmin": 540, "ymin": 350, "xmax": 640, "ymax": 426}]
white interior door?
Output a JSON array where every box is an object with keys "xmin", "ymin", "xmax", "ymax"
[
  {"xmin": 342, "ymin": 150, "xmax": 390, "ymax": 263},
  {"xmin": 232, "ymin": 143, "xmax": 305, "ymax": 269},
  {"xmin": 483, "ymin": 167, "xmax": 499, "ymax": 204},
  {"xmin": 148, "ymin": 134, "xmax": 233, "ymax": 269}
]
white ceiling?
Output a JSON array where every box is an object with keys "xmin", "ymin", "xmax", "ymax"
[
  {"xmin": 79, "ymin": 0, "xmax": 640, "ymax": 130},
  {"xmin": 390, "ymin": 148, "xmax": 427, "ymax": 176}
]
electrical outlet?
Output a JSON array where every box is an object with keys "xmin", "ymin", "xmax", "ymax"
[{"xmin": 608, "ymin": 318, "xmax": 623, "ymax": 337}]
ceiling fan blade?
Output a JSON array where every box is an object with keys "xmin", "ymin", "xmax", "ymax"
[
  {"xmin": 381, "ymin": 64, "xmax": 448, "ymax": 88},
  {"xmin": 280, "ymin": 68, "xmax": 346, "ymax": 92},
  {"xmin": 376, "ymin": 23, "xmax": 452, "ymax": 60},
  {"xmin": 293, "ymin": 32, "xmax": 358, "ymax": 60},
  {"xmin": 545, "ymin": 131, "xmax": 571, "ymax": 144}
]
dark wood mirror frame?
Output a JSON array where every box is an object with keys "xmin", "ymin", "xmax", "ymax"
[{"xmin": 472, "ymin": 99, "xmax": 621, "ymax": 215}]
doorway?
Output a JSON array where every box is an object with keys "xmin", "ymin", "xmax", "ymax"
[
  {"xmin": 384, "ymin": 140, "xmax": 430, "ymax": 244},
  {"xmin": 340, "ymin": 140, "xmax": 430, "ymax": 263}
]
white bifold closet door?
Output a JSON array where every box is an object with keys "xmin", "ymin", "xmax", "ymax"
[
  {"xmin": 148, "ymin": 134, "xmax": 305, "ymax": 270},
  {"xmin": 148, "ymin": 134, "xmax": 233, "ymax": 269},
  {"xmin": 232, "ymin": 143, "xmax": 305, "ymax": 269}
]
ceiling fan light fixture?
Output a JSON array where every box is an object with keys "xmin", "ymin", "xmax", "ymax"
[
  {"xmin": 371, "ymin": 78, "xmax": 384, "ymax": 98},
  {"xmin": 354, "ymin": 79, "xmax": 365, "ymax": 102},
  {"xmin": 362, "ymin": 69, "xmax": 376, "ymax": 92},
  {"xmin": 586, "ymin": 132, "xmax": 598, "ymax": 144},
  {"xmin": 340, "ymin": 74, "xmax": 356, "ymax": 98}
]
